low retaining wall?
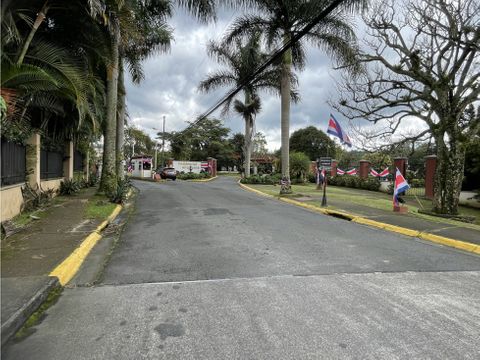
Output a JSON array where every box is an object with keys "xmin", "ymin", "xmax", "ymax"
[
  {"xmin": 1, "ymin": 179, "xmax": 64, "ymax": 221},
  {"xmin": 1, "ymin": 184, "xmax": 24, "ymax": 221}
]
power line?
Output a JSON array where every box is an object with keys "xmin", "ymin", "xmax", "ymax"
[{"xmin": 173, "ymin": 0, "xmax": 347, "ymax": 140}]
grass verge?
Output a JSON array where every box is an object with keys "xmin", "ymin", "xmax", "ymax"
[{"xmin": 84, "ymin": 195, "xmax": 117, "ymax": 219}]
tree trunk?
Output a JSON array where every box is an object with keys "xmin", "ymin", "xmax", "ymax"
[
  {"xmin": 116, "ymin": 57, "xmax": 126, "ymax": 179},
  {"xmin": 16, "ymin": 1, "xmax": 49, "ymax": 65},
  {"xmin": 280, "ymin": 40, "xmax": 292, "ymax": 194},
  {"xmin": 243, "ymin": 92, "xmax": 252, "ymax": 178},
  {"xmin": 100, "ymin": 21, "xmax": 120, "ymax": 193},
  {"xmin": 432, "ymin": 134, "xmax": 466, "ymax": 215}
]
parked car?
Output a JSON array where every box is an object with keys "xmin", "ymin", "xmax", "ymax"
[{"xmin": 157, "ymin": 167, "xmax": 177, "ymax": 180}]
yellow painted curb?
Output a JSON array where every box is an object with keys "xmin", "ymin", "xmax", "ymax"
[
  {"xmin": 49, "ymin": 204, "xmax": 123, "ymax": 286},
  {"xmin": 188, "ymin": 176, "xmax": 218, "ymax": 183},
  {"xmin": 238, "ymin": 182, "xmax": 480, "ymax": 256}
]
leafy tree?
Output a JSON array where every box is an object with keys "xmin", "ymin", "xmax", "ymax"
[
  {"xmin": 335, "ymin": 0, "xmax": 480, "ymax": 214},
  {"xmin": 124, "ymin": 126, "xmax": 156, "ymax": 159},
  {"xmin": 168, "ymin": 118, "xmax": 231, "ymax": 161},
  {"xmin": 225, "ymin": 0, "xmax": 364, "ymax": 193},
  {"xmin": 252, "ymin": 132, "xmax": 268, "ymax": 157},
  {"xmin": 289, "ymin": 151, "xmax": 310, "ymax": 182},
  {"xmin": 289, "ymin": 126, "xmax": 335, "ymax": 161}
]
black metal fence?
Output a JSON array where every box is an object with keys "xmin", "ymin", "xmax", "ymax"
[
  {"xmin": 1, "ymin": 140, "xmax": 26, "ymax": 186},
  {"xmin": 40, "ymin": 149, "xmax": 63, "ymax": 179},
  {"xmin": 74, "ymin": 150, "xmax": 84, "ymax": 172}
]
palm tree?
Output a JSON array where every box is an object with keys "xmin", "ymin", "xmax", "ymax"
[
  {"xmin": 199, "ymin": 35, "xmax": 296, "ymax": 176},
  {"xmin": 224, "ymin": 0, "xmax": 364, "ymax": 193}
]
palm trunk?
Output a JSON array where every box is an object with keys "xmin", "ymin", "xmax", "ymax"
[
  {"xmin": 243, "ymin": 92, "xmax": 252, "ymax": 177},
  {"xmin": 100, "ymin": 20, "xmax": 120, "ymax": 193},
  {"xmin": 280, "ymin": 39, "xmax": 292, "ymax": 194},
  {"xmin": 116, "ymin": 57, "xmax": 126, "ymax": 179},
  {"xmin": 17, "ymin": 1, "xmax": 49, "ymax": 65},
  {"xmin": 433, "ymin": 133, "xmax": 465, "ymax": 215}
]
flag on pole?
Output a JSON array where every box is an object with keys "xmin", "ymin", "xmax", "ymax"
[
  {"xmin": 327, "ymin": 114, "xmax": 352, "ymax": 147},
  {"xmin": 379, "ymin": 168, "xmax": 389, "ymax": 177},
  {"xmin": 393, "ymin": 168, "xmax": 410, "ymax": 206},
  {"xmin": 346, "ymin": 168, "xmax": 357, "ymax": 175},
  {"xmin": 370, "ymin": 168, "xmax": 379, "ymax": 177},
  {"xmin": 336, "ymin": 168, "xmax": 345, "ymax": 175}
]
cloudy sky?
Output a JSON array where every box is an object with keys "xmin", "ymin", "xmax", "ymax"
[{"xmin": 125, "ymin": 6, "xmax": 358, "ymax": 151}]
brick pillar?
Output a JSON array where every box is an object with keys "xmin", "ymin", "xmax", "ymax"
[
  {"xmin": 207, "ymin": 157, "xmax": 217, "ymax": 177},
  {"xmin": 331, "ymin": 160, "xmax": 337, "ymax": 176},
  {"xmin": 393, "ymin": 157, "xmax": 408, "ymax": 177},
  {"xmin": 425, "ymin": 155, "xmax": 437, "ymax": 199},
  {"xmin": 26, "ymin": 133, "xmax": 41, "ymax": 188},
  {"xmin": 359, "ymin": 160, "xmax": 371, "ymax": 179},
  {"xmin": 63, "ymin": 141, "xmax": 74, "ymax": 180},
  {"xmin": 167, "ymin": 158, "xmax": 174, "ymax": 167}
]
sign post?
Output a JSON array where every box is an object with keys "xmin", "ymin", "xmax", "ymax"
[{"xmin": 317, "ymin": 158, "xmax": 331, "ymax": 207}]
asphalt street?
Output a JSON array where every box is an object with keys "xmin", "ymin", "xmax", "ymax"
[{"xmin": 3, "ymin": 177, "xmax": 480, "ymax": 359}]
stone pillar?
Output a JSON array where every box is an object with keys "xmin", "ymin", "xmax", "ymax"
[
  {"xmin": 83, "ymin": 151, "xmax": 90, "ymax": 182},
  {"xmin": 331, "ymin": 160, "xmax": 337, "ymax": 176},
  {"xmin": 393, "ymin": 157, "xmax": 408, "ymax": 177},
  {"xmin": 359, "ymin": 160, "xmax": 371, "ymax": 179},
  {"xmin": 425, "ymin": 155, "xmax": 437, "ymax": 200},
  {"xmin": 63, "ymin": 140, "xmax": 74, "ymax": 180},
  {"xmin": 26, "ymin": 133, "xmax": 41, "ymax": 188}
]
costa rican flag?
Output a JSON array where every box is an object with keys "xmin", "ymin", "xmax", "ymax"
[
  {"xmin": 346, "ymin": 168, "xmax": 357, "ymax": 175},
  {"xmin": 379, "ymin": 168, "xmax": 389, "ymax": 177},
  {"xmin": 201, "ymin": 162, "xmax": 209, "ymax": 168},
  {"xmin": 336, "ymin": 168, "xmax": 345, "ymax": 175},
  {"xmin": 370, "ymin": 168, "xmax": 379, "ymax": 177},
  {"xmin": 327, "ymin": 114, "xmax": 352, "ymax": 147},
  {"xmin": 393, "ymin": 168, "xmax": 410, "ymax": 206}
]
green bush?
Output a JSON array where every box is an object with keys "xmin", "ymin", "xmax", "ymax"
[
  {"xmin": 289, "ymin": 151, "xmax": 310, "ymax": 183},
  {"xmin": 87, "ymin": 173, "xmax": 98, "ymax": 187},
  {"xmin": 177, "ymin": 172, "xmax": 211, "ymax": 180},
  {"xmin": 328, "ymin": 175, "xmax": 381, "ymax": 191},
  {"xmin": 59, "ymin": 179, "xmax": 81, "ymax": 195},
  {"xmin": 107, "ymin": 177, "xmax": 132, "ymax": 204},
  {"xmin": 241, "ymin": 173, "xmax": 282, "ymax": 185},
  {"xmin": 410, "ymin": 178, "xmax": 425, "ymax": 188}
]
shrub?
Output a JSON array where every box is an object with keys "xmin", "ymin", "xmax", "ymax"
[
  {"xmin": 410, "ymin": 178, "xmax": 425, "ymax": 188},
  {"xmin": 328, "ymin": 176, "xmax": 381, "ymax": 192},
  {"xmin": 177, "ymin": 172, "xmax": 211, "ymax": 180},
  {"xmin": 107, "ymin": 177, "xmax": 132, "ymax": 204},
  {"xmin": 59, "ymin": 179, "xmax": 80, "ymax": 195},
  {"xmin": 241, "ymin": 173, "xmax": 282, "ymax": 185},
  {"xmin": 87, "ymin": 173, "xmax": 98, "ymax": 187},
  {"xmin": 289, "ymin": 152, "xmax": 310, "ymax": 182}
]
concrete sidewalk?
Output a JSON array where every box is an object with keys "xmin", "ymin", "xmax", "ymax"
[{"xmin": 1, "ymin": 188, "xmax": 106, "ymax": 344}]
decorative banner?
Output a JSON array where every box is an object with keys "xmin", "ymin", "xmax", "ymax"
[
  {"xmin": 346, "ymin": 168, "xmax": 357, "ymax": 175},
  {"xmin": 379, "ymin": 168, "xmax": 390, "ymax": 177},
  {"xmin": 201, "ymin": 162, "xmax": 209, "ymax": 168},
  {"xmin": 336, "ymin": 168, "xmax": 345, "ymax": 175},
  {"xmin": 370, "ymin": 169, "xmax": 379, "ymax": 177},
  {"xmin": 393, "ymin": 167, "xmax": 410, "ymax": 206},
  {"xmin": 327, "ymin": 113, "xmax": 352, "ymax": 147}
]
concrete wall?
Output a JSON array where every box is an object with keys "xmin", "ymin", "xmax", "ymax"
[
  {"xmin": 40, "ymin": 179, "xmax": 63, "ymax": 192},
  {"xmin": 0, "ymin": 184, "xmax": 24, "ymax": 221}
]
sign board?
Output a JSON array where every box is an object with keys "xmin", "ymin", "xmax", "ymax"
[
  {"xmin": 318, "ymin": 157, "xmax": 332, "ymax": 167},
  {"xmin": 172, "ymin": 160, "xmax": 203, "ymax": 174}
]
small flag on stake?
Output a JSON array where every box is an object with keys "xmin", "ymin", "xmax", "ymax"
[
  {"xmin": 327, "ymin": 114, "xmax": 352, "ymax": 147},
  {"xmin": 393, "ymin": 168, "xmax": 410, "ymax": 206}
]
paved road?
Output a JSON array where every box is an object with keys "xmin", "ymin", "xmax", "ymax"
[{"xmin": 4, "ymin": 177, "xmax": 480, "ymax": 359}]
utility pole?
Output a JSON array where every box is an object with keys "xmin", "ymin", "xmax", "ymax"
[{"xmin": 162, "ymin": 115, "xmax": 166, "ymax": 168}]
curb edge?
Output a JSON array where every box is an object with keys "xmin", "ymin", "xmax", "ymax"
[{"xmin": 238, "ymin": 182, "xmax": 480, "ymax": 255}]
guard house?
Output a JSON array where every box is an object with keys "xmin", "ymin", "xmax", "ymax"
[{"xmin": 131, "ymin": 155, "xmax": 152, "ymax": 178}]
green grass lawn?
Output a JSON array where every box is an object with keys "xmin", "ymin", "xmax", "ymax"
[
  {"xmin": 84, "ymin": 195, "xmax": 117, "ymax": 219},
  {"xmin": 246, "ymin": 183, "xmax": 480, "ymax": 228}
]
